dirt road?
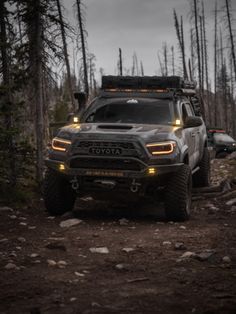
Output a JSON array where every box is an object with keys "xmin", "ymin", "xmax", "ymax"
[{"xmin": 0, "ymin": 159, "xmax": 236, "ymax": 314}]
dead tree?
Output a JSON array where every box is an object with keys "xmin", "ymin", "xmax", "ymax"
[
  {"xmin": 173, "ymin": 10, "xmax": 188, "ymax": 79},
  {"xmin": 75, "ymin": 0, "xmax": 89, "ymax": 97},
  {"xmin": 0, "ymin": 0, "xmax": 16, "ymax": 185},
  {"xmin": 193, "ymin": 0, "xmax": 202, "ymax": 92},
  {"xmin": 56, "ymin": 0, "xmax": 75, "ymax": 111},
  {"xmin": 26, "ymin": 0, "xmax": 44, "ymax": 182},
  {"xmin": 202, "ymin": 0, "xmax": 210, "ymax": 124},
  {"xmin": 225, "ymin": 0, "xmax": 236, "ymax": 81},
  {"xmin": 214, "ymin": 1, "xmax": 218, "ymax": 126},
  {"xmin": 140, "ymin": 61, "xmax": 144, "ymax": 76},
  {"xmin": 119, "ymin": 48, "xmax": 123, "ymax": 76},
  {"xmin": 225, "ymin": 0, "xmax": 236, "ymax": 136},
  {"xmin": 163, "ymin": 42, "xmax": 168, "ymax": 76},
  {"xmin": 200, "ymin": 16, "xmax": 204, "ymax": 92},
  {"xmin": 171, "ymin": 46, "xmax": 175, "ymax": 75}
]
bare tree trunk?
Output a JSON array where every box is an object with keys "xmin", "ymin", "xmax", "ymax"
[
  {"xmin": 28, "ymin": 0, "xmax": 44, "ymax": 183},
  {"xmin": 180, "ymin": 16, "xmax": 188, "ymax": 79},
  {"xmin": 76, "ymin": 0, "xmax": 89, "ymax": 97},
  {"xmin": 188, "ymin": 58, "xmax": 193, "ymax": 81},
  {"xmin": 193, "ymin": 0, "xmax": 202, "ymax": 93},
  {"xmin": 163, "ymin": 42, "xmax": 168, "ymax": 76},
  {"xmin": 56, "ymin": 0, "xmax": 75, "ymax": 111},
  {"xmin": 140, "ymin": 61, "xmax": 144, "ymax": 76},
  {"xmin": 158, "ymin": 53, "xmax": 165, "ymax": 76},
  {"xmin": 200, "ymin": 16, "xmax": 204, "ymax": 93},
  {"xmin": 173, "ymin": 10, "xmax": 188, "ymax": 79},
  {"xmin": 0, "ymin": 0, "xmax": 16, "ymax": 186},
  {"xmin": 119, "ymin": 48, "xmax": 123, "ymax": 76},
  {"xmin": 171, "ymin": 46, "xmax": 175, "ymax": 75},
  {"xmin": 202, "ymin": 0, "xmax": 210, "ymax": 124},
  {"xmin": 225, "ymin": 0, "xmax": 236, "ymax": 136},
  {"xmin": 225, "ymin": 0, "xmax": 236, "ymax": 81},
  {"xmin": 190, "ymin": 28, "xmax": 195, "ymax": 79},
  {"xmin": 214, "ymin": 1, "xmax": 218, "ymax": 126}
]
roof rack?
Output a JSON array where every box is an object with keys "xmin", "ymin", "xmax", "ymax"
[{"xmin": 102, "ymin": 75, "xmax": 196, "ymax": 91}]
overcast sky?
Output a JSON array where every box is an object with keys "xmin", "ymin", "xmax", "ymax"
[{"xmin": 65, "ymin": 0, "xmax": 236, "ymax": 83}]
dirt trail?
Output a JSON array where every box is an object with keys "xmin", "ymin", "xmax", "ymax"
[{"xmin": 0, "ymin": 159, "xmax": 236, "ymax": 314}]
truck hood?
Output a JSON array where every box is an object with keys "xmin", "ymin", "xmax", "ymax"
[{"xmin": 61, "ymin": 123, "xmax": 181, "ymax": 143}]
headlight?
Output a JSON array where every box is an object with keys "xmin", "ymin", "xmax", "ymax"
[
  {"xmin": 52, "ymin": 137, "xmax": 72, "ymax": 152},
  {"xmin": 146, "ymin": 141, "xmax": 176, "ymax": 155}
]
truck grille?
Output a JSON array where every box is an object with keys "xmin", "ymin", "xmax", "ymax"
[
  {"xmin": 77, "ymin": 141, "xmax": 135, "ymax": 150},
  {"xmin": 70, "ymin": 157, "xmax": 143, "ymax": 171}
]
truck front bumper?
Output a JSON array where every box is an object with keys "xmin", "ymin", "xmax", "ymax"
[{"xmin": 45, "ymin": 158, "xmax": 184, "ymax": 179}]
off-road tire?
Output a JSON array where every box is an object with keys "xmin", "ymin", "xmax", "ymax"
[
  {"xmin": 193, "ymin": 148, "xmax": 210, "ymax": 187},
  {"xmin": 165, "ymin": 164, "xmax": 192, "ymax": 222},
  {"xmin": 43, "ymin": 168, "xmax": 76, "ymax": 215}
]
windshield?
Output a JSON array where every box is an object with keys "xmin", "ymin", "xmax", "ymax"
[
  {"xmin": 85, "ymin": 99, "xmax": 173, "ymax": 125},
  {"xmin": 213, "ymin": 133, "xmax": 235, "ymax": 144}
]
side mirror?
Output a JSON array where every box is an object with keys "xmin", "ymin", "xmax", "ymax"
[{"xmin": 184, "ymin": 116, "xmax": 203, "ymax": 128}]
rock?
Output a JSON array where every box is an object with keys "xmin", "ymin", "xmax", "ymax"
[
  {"xmin": 30, "ymin": 253, "xmax": 39, "ymax": 258},
  {"xmin": 75, "ymin": 272, "xmax": 85, "ymax": 277},
  {"xmin": 9, "ymin": 215, "xmax": 17, "ymax": 219},
  {"xmin": 180, "ymin": 251, "xmax": 196, "ymax": 259},
  {"xmin": 179, "ymin": 226, "xmax": 186, "ymax": 230},
  {"xmin": 61, "ymin": 211, "xmax": 75, "ymax": 219},
  {"xmin": 194, "ymin": 250, "xmax": 216, "ymax": 261},
  {"xmin": 46, "ymin": 242, "xmax": 66, "ymax": 251},
  {"xmin": 222, "ymin": 256, "xmax": 231, "ymax": 263},
  {"xmin": 81, "ymin": 196, "xmax": 93, "ymax": 201},
  {"xmin": 19, "ymin": 222, "xmax": 27, "ymax": 226},
  {"xmin": 17, "ymin": 237, "xmax": 26, "ymax": 243},
  {"xmin": 89, "ymin": 247, "xmax": 109, "ymax": 254},
  {"xmin": 162, "ymin": 241, "xmax": 172, "ymax": 246},
  {"xmin": 70, "ymin": 297, "xmax": 77, "ymax": 302},
  {"xmin": 0, "ymin": 206, "xmax": 13, "ymax": 212},
  {"xmin": 115, "ymin": 263, "xmax": 130, "ymax": 271},
  {"xmin": 226, "ymin": 198, "xmax": 236, "ymax": 206},
  {"xmin": 174, "ymin": 242, "xmax": 186, "ymax": 250},
  {"xmin": 59, "ymin": 218, "xmax": 82, "ymax": 228},
  {"xmin": 119, "ymin": 218, "xmax": 129, "ymax": 226},
  {"xmin": 0, "ymin": 238, "xmax": 8, "ymax": 243},
  {"xmin": 28, "ymin": 226, "xmax": 36, "ymax": 230},
  {"xmin": 47, "ymin": 216, "xmax": 55, "ymax": 220},
  {"xmin": 122, "ymin": 247, "xmax": 135, "ymax": 253},
  {"xmin": 5, "ymin": 262, "xmax": 17, "ymax": 270},
  {"xmin": 58, "ymin": 260, "xmax": 67, "ymax": 268},
  {"xmin": 47, "ymin": 259, "xmax": 57, "ymax": 266}
]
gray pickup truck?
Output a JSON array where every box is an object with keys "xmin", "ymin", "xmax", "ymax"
[{"xmin": 44, "ymin": 76, "xmax": 210, "ymax": 221}]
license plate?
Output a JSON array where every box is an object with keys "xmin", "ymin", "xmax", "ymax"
[{"xmin": 85, "ymin": 170, "xmax": 124, "ymax": 177}]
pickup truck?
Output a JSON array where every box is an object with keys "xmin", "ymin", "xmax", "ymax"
[{"xmin": 43, "ymin": 76, "xmax": 210, "ymax": 221}]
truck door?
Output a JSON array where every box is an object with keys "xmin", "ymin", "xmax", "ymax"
[{"xmin": 181, "ymin": 103, "xmax": 196, "ymax": 169}]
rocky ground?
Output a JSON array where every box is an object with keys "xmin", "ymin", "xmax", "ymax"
[{"xmin": 0, "ymin": 158, "xmax": 236, "ymax": 314}]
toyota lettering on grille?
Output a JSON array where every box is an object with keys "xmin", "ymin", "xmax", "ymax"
[{"xmin": 89, "ymin": 147, "xmax": 123, "ymax": 156}]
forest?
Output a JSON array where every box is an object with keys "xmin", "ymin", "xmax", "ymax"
[{"xmin": 0, "ymin": 0, "xmax": 235, "ymax": 198}]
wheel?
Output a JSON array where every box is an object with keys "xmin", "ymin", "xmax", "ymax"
[
  {"xmin": 165, "ymin": 164, "xmax": 192, "ymax": 222},
  {"xmin": 193, "ymin": 148, "xmax": 210, "ymax": 187},
  {"xmin": 43, "ymin": 168, "xmax": 76, "ymax": 215}
]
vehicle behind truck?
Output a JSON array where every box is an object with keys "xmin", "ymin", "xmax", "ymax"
[{"xmin": 43, "ymin": 76, "xmax": 210, "ymax": 221}]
